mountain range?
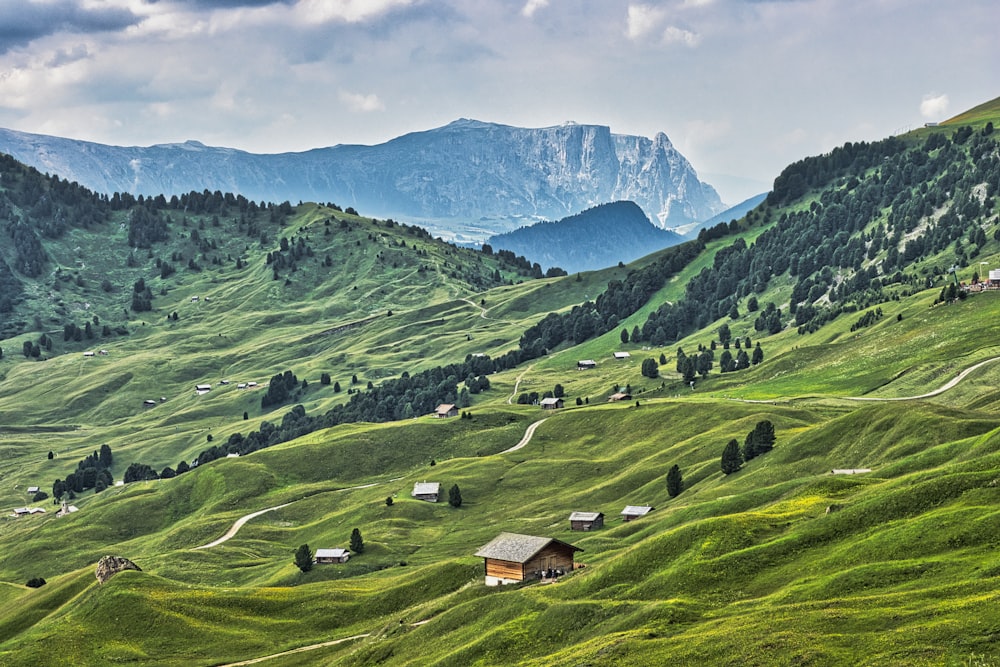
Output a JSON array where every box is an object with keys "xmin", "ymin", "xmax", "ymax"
[{"xmin": 0, "ymin": 119, "xmax": 726, "ymax": 239}]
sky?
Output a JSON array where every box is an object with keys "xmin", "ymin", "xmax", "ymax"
[{"xmin": 0, "ymin": 0, "xmax": 997, "ymax": 205}]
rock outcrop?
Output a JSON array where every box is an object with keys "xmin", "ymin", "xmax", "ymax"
[
  {"xmin": 95, "ymin": 555, "xmax": 141, "ymax": 584},
  {"xmin": 0, "ymin": 121, "xmax": 725, "ymax": 235}
]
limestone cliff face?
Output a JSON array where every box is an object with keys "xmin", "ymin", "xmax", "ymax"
[
  {"xmin": 0, "ymin": 121, "xmax": 725, "ymax": 233},
  {"xmin": 95, "ymin": 555, "xmax": 141, "ymax": 584}
]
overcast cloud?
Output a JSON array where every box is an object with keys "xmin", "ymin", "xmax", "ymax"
[{"xmin": 0, "ymin": 0, "xmax": 996, "ymax": 204}]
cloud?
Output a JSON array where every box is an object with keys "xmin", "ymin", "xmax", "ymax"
[
  {"xmin": 662, "ymin": 25, "xmax": 700, "ymax": 46},
  {"xmin": 45, "ymin": 44, "xmax": 91, "ymax": 68},
  {"xmin": 626, "ymin": 4, "xmax": 699, "ymax": 46},
  {"xmin": 291, "ymin": 0, "xmax": 416, "ymax": 25},
  {"xmin": 626, "ymin": 4, "xmax": 668, "ymax": 40},
  {"xmin": 0, "ymin": 1, "xmax": 141, "ymax": 54},
  {"xmin": 521, "ymin": 0, "xmax": 549, "ymax": 18},
  {"xmin": 170, "ymin": 0, "xmax": 294, "ymax": 7},
  {"xmin": 920, "ymin": 93, "xmax": 949, "ymax": 120},
  {"xmin": 339, "ymin": 90, "xmax": 385, "ymax": 112}
]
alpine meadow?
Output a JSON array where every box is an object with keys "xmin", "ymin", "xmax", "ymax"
[{"xmin": 1, "ymin": 97, "xmax": 1000, "ymax": 666}]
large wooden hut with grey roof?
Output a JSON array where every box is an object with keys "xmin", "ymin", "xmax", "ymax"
[{"xmin": 475, "ymin": 532, "xmax": 583, "ymax": 586}]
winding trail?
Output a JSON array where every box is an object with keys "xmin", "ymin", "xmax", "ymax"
[
  {"xmin": 217, "ymin": 634, "xmax": 372, "ymax": 666},
  {"xmin": 217, "ymin": 617, "xmax": 437, "ymax": 666},
  {"xmin": 508, "ymin": 365, "xmax": 534, "ymax": 404},
  {"xmin": 501, "ymin": 418, "xmax": 548, "ymax": 454},
  {"xmin": 192, "ymin": 503, "xmax": 294, "ymax": 550},
  {"xmin": 844, "ymin": 356, "xmax": 1000, "ymax": 402},
  {"xmin": 461, "ymin": 297, "xmax": 516, "ymax": 325},
  {"xmin": 192, "ymin": 483, "xmax": 380, "ymax": 550}
]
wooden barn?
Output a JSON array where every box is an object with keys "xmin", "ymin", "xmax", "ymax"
[
  {"xmin": 540, "ymin": 397, "xmax": 564, "ymax": 410},
  {"xmin": 475, "ymin": 532, "xmax": 583, "ymax": 586},
  {"xmin": 620, "ymin": 505, "xmax": 654, "ymax": 521},
  {"xmin": 314, "ymin": 548, "xmax": 350, "ymax": 564},
  {"xmin": 577, "ymin": 360, "xmax": 597, "ymax": 370},
  {"xmin": 568, "ymin": 511, "xmax": 604, "ymax": 531},
  {"xmin": 411, "ymin": 481, "xmax": 441, "ymax": 502},
  {"xmin": 435, "ymin": 403, "xmax": 458, "ymax": 418}
]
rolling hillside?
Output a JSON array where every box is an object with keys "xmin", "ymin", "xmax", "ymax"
[{"xmin": 1, "ymin": 99, "xmax": 1000, "ymax": 666}]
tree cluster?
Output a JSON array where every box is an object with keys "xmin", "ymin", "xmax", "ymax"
[
  {"xmin": 52, "ymin": 444, "xmax": 114, "ymax": 499},
  {"xmin": 850, "ymin": 307, "xmax": 884, "ymax": 332},
  {"xmin": 721, "ymin": 420, "xmax": 776, "ymax": 474},
  {"xmin": 261, "ymin": 370, "xmax": 301, "ymax": 409},
  {"xmin": 632, "ymin": 127, "xmax": 999, "ymax": 345}
]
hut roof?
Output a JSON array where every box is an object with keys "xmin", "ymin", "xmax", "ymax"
[{"xmin": 475, "ymin": 532, "xmax": 582, "ymax": 563}]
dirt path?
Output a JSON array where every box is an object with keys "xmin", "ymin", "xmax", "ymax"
[
  {"xmin": 501, "ymin": 418, "xmax": 548, "ymax": 454},
  {"xmin": 845, "ymin": 356, "xmax": 1000, "ymax": 401},
  {"xmin": 508, "ymin": 365, "xmax": 534, "ymax": 404},
  {"xmin": 192, "ymin": 483, "xmax": 380, "ymax": 550},
  {"xmin": 216, "ymin": 633, "xmax": 372, "ymax": 666},
  {"xmin": 461, "ymin": 297, "xmax": 516, "ymax": 324},
  {"xmin": 192, "ymin": 503, "xmax": 294, "ymax": 550}
]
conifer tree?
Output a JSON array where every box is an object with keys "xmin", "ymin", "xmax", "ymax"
[
  {"xmin": 448, "ymin": 484, "xmax": 463, "ymax": 508},
  {"xmin": 350, "ymin": 528, "xmax": 364, "ymax": 554},
  {"xmin": 294, "ymin": 544, "xmax": 313, "ymax": 572},
  {"xmin": 721, "ymin": 439, "xmax": 742, "ymax": 475},
  {"xmin": 666, "ymin": 464, "xmax": 683, "ymax": 498}
]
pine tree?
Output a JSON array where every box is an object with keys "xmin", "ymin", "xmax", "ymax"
[
  {"xmin": 350, "ymin": 528, "xmax": 365, "ymax": 554},
  {"xmin": 753, "ymin": 420, "xmax": 776, "ymax": 453},
  {"xmin": 666, "ymin": 464, "xmax": 683, "ymax": 498},
  {"xmin": 99, "ymin": 444, "xmax": 113, "ymax": 469},
  {"xmin": 743, "ymin": 430, "xmax": 759, "ymax": 462},
  {"xmin": 721, "ymin": 439, "xmax": 742, "ymax": 475},
  {"xmin": 719, "ymin": 349, "xmax": 734, "ymax": 372},
  {"xmin": 294, "ymin": 544, "xmax": 313, "ymax": 572},
  {"xmin": 743, "ymin": 420, "xmax": 775, "ymax": 462},
  {"xmin": 448, "ymin": 484, "xmax": 463, "ymax": 508}
]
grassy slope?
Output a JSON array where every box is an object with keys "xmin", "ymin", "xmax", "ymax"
[
  {"xmin": 3, "ymin": 288, "xmax": 1000, "ymax": 665},
  {"xmin": 942, "ymin": 95, "xmax": 1000, "ymax": 128},
  {"xmin": 2, "ymin": 101, "xmax": 1000, "ymax": 665},
  {"xmin": 0, "ymin": 202, "xmax": 626, "ymax": 500}
]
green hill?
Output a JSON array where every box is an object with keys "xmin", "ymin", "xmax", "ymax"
[
  {"xmin": 1, "ymin": 97, "xmax": 1000, "ymax": 665},
  {"xmin": 942, "ymin": 94, "xmax": 1000, "ymax": 129}
]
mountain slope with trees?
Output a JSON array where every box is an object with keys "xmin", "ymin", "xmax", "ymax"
[{"xmin": 486, "ymin": 200, "xmax": 685, "ymax": 273}]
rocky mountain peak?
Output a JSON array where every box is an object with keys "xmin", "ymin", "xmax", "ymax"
[{"xmin": 0, "ymin": 121, "xmax": 725, "ymax": 236}]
